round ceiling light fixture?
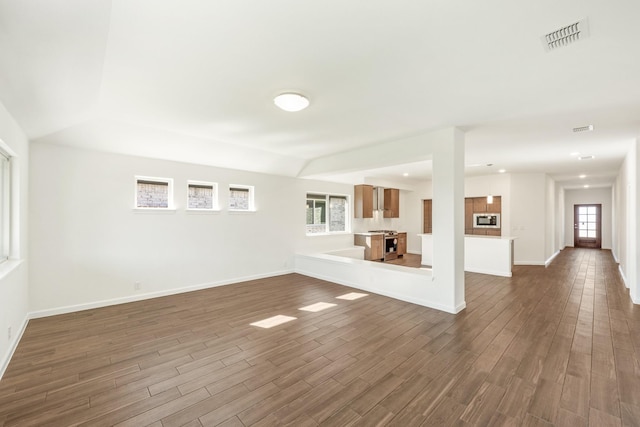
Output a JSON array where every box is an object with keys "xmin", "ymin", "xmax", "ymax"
[{"xmin": 274, "ymin": 92, "xmax": 309, "ymax": 112}]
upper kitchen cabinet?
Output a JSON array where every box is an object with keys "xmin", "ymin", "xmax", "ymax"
[
  {"xmin": 354, "ymin": 184, "xmax": 374, "ymax": 218},
  {"xmin": 473, "ymin": 196, "xmax": 501, "ymax": 213},
  {"xmin": 384, "ymin": 188, "xmax": 399, "ymax": 218}
]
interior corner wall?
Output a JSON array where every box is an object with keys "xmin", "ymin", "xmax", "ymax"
[
  {"xmin": 557, "ymin": 185, "xmax": 565, "ymax": 250},
  {"xmin": 613, "ymin": 141, "xmax": 638, "ymax": 303},
  {"xmin": 0, "ymin": 101, "xmax": 29, "ymax": 378},
  {"xmin": 509, "ymin": 173, "xmax": 547, "ymax": 265},
  {"xmin": 545, "ymin": 175, "xmax": 557, "ymax": 261},
  {"xmin": 28, "ymin": 143, "xmax": 353, "ymax": 315},
  {"xmin": 563, "ymin": 187, "xmax": 613, "ymax": 250}
]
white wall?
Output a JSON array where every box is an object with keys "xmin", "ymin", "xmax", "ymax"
[
  {"xmin": 29, "ymin": 143, "xmax": 353, "ymax": 314},
  {"xmin": 510, "ymin": 173, "xmax": 547, "ymax": 265},
  {"xmin": 0, "ymin": 101, "xmax": 29, "ymax": 378},
  {"xmin": 563, "ymin": 187, "xmax": 613, "ymax": 249},
  {"xmin": 545, "ymin": 175, "xmax": 557, "ymax": 262}
]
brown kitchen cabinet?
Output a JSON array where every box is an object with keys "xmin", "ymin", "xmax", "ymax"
[
  {"xmin": 397, "ymin": 232, "xmax": 407, "ymax": 256},
  {"xmin": 354, "ymin": 184, "xmax": 374, "ymax": 218},
  {"xmin": 354, "ymin": 234, "xmax": 383, "ymax": 260},
  {"xmin": 384, "ymin": 188, "xmax": 399, "ymax": 218},
  {"xmin": 423, "ymin": 199, "xmax": 432, "ymax": 234},
  {"xmin": 465, "ymin": 198, "xmax": 474, "ymax": 235}
]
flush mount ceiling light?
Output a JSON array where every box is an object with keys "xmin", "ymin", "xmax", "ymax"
[
  {"xmin": 578, "ymin": 155, "xmax": 595, "ymax": 160},
  {"xmin": 573, "ymin": 125, "xmax": 594, "ymax": 132},
  {"xmin": 274, "ymin": 92, "xmax": 309, "ymax": 112}
]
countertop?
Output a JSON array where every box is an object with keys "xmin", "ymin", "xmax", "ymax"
[
  {"xmin": 354, "ymin": 231, "xmax": 407, "ymax": 236},
  {"xmin": 418, "ymin": 233, "xmax": 517, "ymax": 240}
]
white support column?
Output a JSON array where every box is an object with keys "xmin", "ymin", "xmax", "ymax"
[{"xmin": 432, "ymin": 128, "xmax": 466, "ymax": 313}]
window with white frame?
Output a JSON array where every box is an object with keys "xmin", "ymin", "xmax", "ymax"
[
  {"xmin": 306, "ymin": 193, "xmax": 349, "ymax": 234},
  {"xmin": 135, "ymin": 176, "xmax": 174, "ymax": 209},
  {"xmin": 229, "ymin": 185, "xmax": 254, "ymax": 211},
  {"xmin": 0, "ymin": 150, "xmax": 10, "ymax": 262},
  {"xmin": 187, "ymin": 181, "xmax": 218, "ymax": 210}
]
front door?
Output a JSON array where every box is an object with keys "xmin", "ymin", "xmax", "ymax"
[{"xmin": 574, "ymin": 204, "xmax": 601, "ymax": 248}]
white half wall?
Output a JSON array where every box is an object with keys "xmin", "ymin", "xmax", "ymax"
[
  {"xmin": 564, "ymin": 187, "xmax": 613, "ymax": 249},
  {"xmin": 28, "ymin": 143, "xmax": 354, "ymax": 314}
]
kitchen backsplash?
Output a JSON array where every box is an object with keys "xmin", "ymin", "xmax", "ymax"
[{"xmin": 353, "ymin": 215, "xmax": 403, "ymax": 233}]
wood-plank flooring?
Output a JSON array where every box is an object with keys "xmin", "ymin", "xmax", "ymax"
[{"xmin": 1, "ymin": 248, "xmax": 639, "ymax": 426}]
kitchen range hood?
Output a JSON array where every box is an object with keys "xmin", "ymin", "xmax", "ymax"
[{"xmin": 372, "ymin": 186, "xmax": 385, "ymax": 211}]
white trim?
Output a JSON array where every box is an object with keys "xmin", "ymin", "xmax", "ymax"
[
  {"xmin": 465, "ymin": 267, "xmax": 512, "ymax": 277},
  {"xmin": 0, "ymin": 259, "xmax": 24, "ymax": 281},
  {"xmin": 618, "ymin": 264, "xmax": 629, "ymax": 289},
  {"xmin": 0, "ymin": 314, "xmax": 29, "ymax": 380},
  {"xmin": 132, "ymin": 208, "xmax": 176, "ymax": 214},
  {"xmin": 514, "ymin": 261, "xmax": 546, "ymax": 266},
  {"xmin": 28, "ymin": 270, "xmax": 293, "ymax": 319},
  {"xmin": 545, "ymin": 250, "xmax": 561, "ymax": 267}
]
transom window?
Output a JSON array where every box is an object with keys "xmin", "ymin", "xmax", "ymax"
[
  {"xmin": 188, "ymin": 181, "xmax": 218, "ymax": 210},
  {"xmin": 135, "ymin": 176, "xmax": 174, "ymax": 209},
  {"xmin": 229, "ymin": 185, "xmax": 254, "ymax": 211},
  {"xmin": 306, "ymin": 193, "xmax": 349, "ymax": 234}
]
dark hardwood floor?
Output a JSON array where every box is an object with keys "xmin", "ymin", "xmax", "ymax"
[{"xmin": 1, "ymin": 248, "xmax": 639, "ymax": 426}]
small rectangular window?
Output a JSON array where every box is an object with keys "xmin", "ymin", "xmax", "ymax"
[
  {"xmin": 188, "ymin": 181, "xmax": 218, "ymax": 210},
  {"xmin": 135, "ymin": 176, "xmax": 174, "ymax": 209},
  {"xmin": 306, "ymin": 193, "xmax": 349, "ymax": 234},
  {"xmin": 229, "ymin": 185, "xmax": 254, "ymax": 211}
]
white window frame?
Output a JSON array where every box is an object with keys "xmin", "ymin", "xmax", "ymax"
[
  {"xmin": 134, "ymin": 175, "xmax": 175, "ymax": 210},
  {"xmin": 306, "ymin": 192, "xmax": 350, "ymax": 236},
  {"xmin": 186, "ymin": 180, "xmax": 219, "ymax": 211},
  {"xmin": 0, "ymin": 138, "xmax": 20, "ymax": 270},
  {"xmin": 228, "ymin": 184, "xmax": 255, "ymax": 212}
]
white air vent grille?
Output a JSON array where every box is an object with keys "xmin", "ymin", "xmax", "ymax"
[{"xmin": 542, "ymin": 18, "xmax": 589, "ymax": 51}]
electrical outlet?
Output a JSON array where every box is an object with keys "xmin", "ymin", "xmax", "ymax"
[
  {"xmin": 7, "ymin": 326, "xmax": 11, "ymax": 340},
  {"xmin": 134, "ymin": 282, "xmax": 141, "ymax": 291}
]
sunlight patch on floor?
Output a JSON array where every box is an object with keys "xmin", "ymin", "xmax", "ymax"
[
  {"xmin": 336, "ymin": 292, "xmax": 368, "ymax": 300},
  {"xmin": 250, "ymin": 315, "xmax": 297, "ymax": 328},
  {"xmin": 298, "ymin": 302, "xmax": 337, "ymax": 312}
]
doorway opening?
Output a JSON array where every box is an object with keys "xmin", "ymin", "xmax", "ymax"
[{"xmin": 574, "ymin": 204, "xmax": 601, "ymax": 248}]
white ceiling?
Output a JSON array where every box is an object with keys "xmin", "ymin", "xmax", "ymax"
[{"xmin": 0, "ymin": 0, "xmax": 639, "ymax": 189}]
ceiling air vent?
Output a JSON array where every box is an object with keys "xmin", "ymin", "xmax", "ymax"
[{"xmin": 542, "ymin": 18, "xmax": 589, "ymax": 51}]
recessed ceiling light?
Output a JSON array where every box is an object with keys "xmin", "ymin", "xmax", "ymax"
[
  {"xmin": 498, "ymin": 169, "xmax": 506, "ymax": 173},
  {"xmin": 579, "ymin": 174, "xmax": 586, "ymax": 178},
  {"xmin": 584, "ymin": 185, "xmax": 590, "ymax": 188},
  {"xmin": 573, "ymin": 125, "xmax": 594, "ymax": 133},
  {"xmin": 274, "ymin": 92, "xmax": 309, "ymax": 112},
  {"xmin": 403, "ymin": 173, "xmax": 409, "ymax": 177},
  {"xmin": 578, "ymin": 155, "xmax": 595, "ymax": 160}
]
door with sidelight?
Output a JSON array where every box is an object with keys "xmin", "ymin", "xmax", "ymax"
[{"xmin": 573, "ymin": 204, "xmax": 601, "ymax": 248}]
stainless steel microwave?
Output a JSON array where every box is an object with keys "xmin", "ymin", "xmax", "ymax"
[{"xmin": 473, "ymin": 213, "xmax": 500, "ymax": 228}]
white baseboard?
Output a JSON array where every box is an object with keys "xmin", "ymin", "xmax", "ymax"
[
  {"xmin": 618, "ymin": 264, "xmax": 629, "ymax": 289},
  {"xmin": 465, "ymin": 267, "xmax": 512, "ymax": 278},
  {"xmin": 0, "ymin": 314, "xmax": 29, "ymax": 380},
  {"xmin": 29, "ymin": 269, "xmax": 294, "ymax": 319},
  {"xmin": 513, "ymin": 261, "xmax": 546, "ymax": 266},
  {"xmin": 545, "ymin": 250, "xmax": 560, "ymax": 267}
]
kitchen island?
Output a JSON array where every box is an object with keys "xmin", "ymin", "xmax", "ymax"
[{"xmin": 419, "ymin": 234, "xmax": 516, "ymax": 277}]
